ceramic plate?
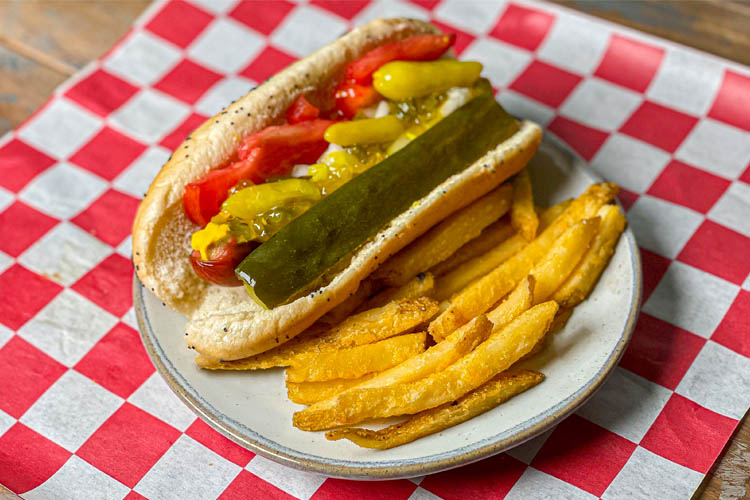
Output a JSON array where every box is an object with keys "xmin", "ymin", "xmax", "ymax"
[{"xmin": 134, "ymin": 134, "xmax": 642, "ymax": 479}]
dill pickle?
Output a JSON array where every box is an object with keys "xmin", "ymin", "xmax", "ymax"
[{"xmin": 236, "ymin": 93, "xmax": 518, "ymax": 308}]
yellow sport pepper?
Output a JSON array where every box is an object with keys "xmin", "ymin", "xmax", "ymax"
[
  {"xmin": 221, "ymin": 178, "xmax": 321, "ymax": 221},
  {"xmin": 373, "ymin": 60, "xmax": 483, "ymax": 101},
  {"xmin": 324, "ymin": 115, "xmax": 404, "ymax": 146}
]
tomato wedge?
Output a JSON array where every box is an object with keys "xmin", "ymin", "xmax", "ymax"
[
  {"xmin": 184, "ymin": 119, "xmax": 335, "ymax": 226},
  {"xmin": 190, "ymin": 238, "xmax": 256, "ymax": 286},
  {"xmin": 334, "ymin": 82, "xmax": 381, "ymax": 119},
  {"xmin": 346, "ymin": 33, "xmax": 456, "ymax": 84},
  {"xmin": 286, "ymin": 95, "xmax": 320, "ymax": 124}
]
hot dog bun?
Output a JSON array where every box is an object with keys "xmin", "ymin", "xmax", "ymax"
[{"xmin": 132, "ymin": 18, "xmax": 542, "ymax": 361}]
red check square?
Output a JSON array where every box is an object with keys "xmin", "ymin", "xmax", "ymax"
[
  {"xmin": 124, "ymin": 492, "xmax": 148, "ymax": 500},
  {"xmin": 240, "ymin": 46, "xmax": 297, "ymax": 84},
  {"xmin": 74, "ymin": 323, "xmax": 154, "ymax": 399},
  {"xmin": 311, "ymin": 0, "xmax": 370, "ymax": 19},
  {"xmin": 0, "ymin": 265, "xmax": 62, "ymax": 330},
  {"xmin": 78, "ymin": 402, "xmax": 180, "ymax": 488},
  {"xmin": 678, "ymin": 220, "xmax": 750, "ymax": 285},
  {"xmin": 640, "ymin": 248, "xmax": 671, "ymax": 302},
  {"xmin": 154, "ymin": 59, "xmax": 223, "ymax": 105},
  {"xmin": 430, "ymin": 20, "xmax": 476, "ymax": 56},
  {"xmin": 230, "ymin": 0, "xmax": 296, "ymax": 35},
  {"xmin": 420, "ymin": 453, "xmax": 526, "ymax": 500},
  {"xmin": 489, "ymin": 3, "xmax": 555, "ymax": 51},
  {"xmin": 617, "ymin": 187, "xmax": 639, "ymax": 211},
  {"xmin": 619, "ymin": 313, "xmax": 705, "ymax": 390},
  {"xmin": 641, "ymin": 393, "xmax": 737, "ymax": 473},
  {"xmin": 71, "ymin": 189, "xmax": 140, "ymax": 247},
  {"xmin": 160, "ymin": 112, "xmax": 208, "ymax": 151},
  {"xmin": 509, "ymin": 60, "xmax": 581, "ymax": 108},
  {"xmin": 547, "ymin": 116, "xmax": 608, "ymax": 161},
  {"xmin": 69, "ymin": 127, "xmax": 146, "ymax": 181},
  {"xmin": 741, "ymin": 164, "xmax": 750, "ymax": 184},
  {"xmin": 0, "ymin": 337, "xmax": 66, "ymax": 418},
  {"xmin": 145, "ymin": 0, "xmax": 213, "ymax": 48},
  {"xmin": 0, "ymin": 423, "xmax": 71, "ymax": 494},
  {"xmin": 531, "ymin": 414, "xmax": 636, "ymax": 497},
  {"xmin": 410, "ymin": 0, "xmax": 440, "ymax": 11},
  {"xmin": 311, "ymin": 478, "xmax": 417, "ymax": 500},
  {"xmin": 619, "ymin": 101, "xmax": 698, "ymax": 153},
  {"xmin": 185, "ymin": 418, "xmax": 255, "ymax": 467},
  {"xmin": 0, "ymin": 138, "xmax": 56, "ymax": 192},
  {"xmin": 708, "ymin": 70, "xmax": 750, "ymax": 132},
  {"xmin": 219, "ymin": 470, "xmax": 295, "ymax": 500},
  {"xmin": 594, "ymin": 34, "xmax": 664, "ymax": 93},
  {"xmin": 71, "ymin": 254, "xmax": 133, "ymax": 317},
  {"xmin": 0, "ymin": 201, "xmax": 58, "ymax": 257},
  {"xmin": 647, "ymin": 160, "xmax": 730, "ymax": 213},
  {"xmin": 65, "ymin": 69, "xmax": 139, "ymax": 117},
  {"xmin": 712, "ymin": 290, "xmax": 750, "ymax": 357}
]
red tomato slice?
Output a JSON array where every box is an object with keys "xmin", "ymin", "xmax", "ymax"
[
  {"xmin": 286, "ymin": 95, "xmax": 320, "ymax": 124},
  {"xmin": 334, "ymin": 82, "xmax": 381, "ymax": 118},
  {"xmin": 183, "ymin": 119, "xmax": 335, "ymax": 226},
  {"xmin": 346, "ymin": 33, "xmax": 456, "ymax": 84},
  {"xmin": 189, "ymin": 238, "xmax": 256, "ymax": 286}
]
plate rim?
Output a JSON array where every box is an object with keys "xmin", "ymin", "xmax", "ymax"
[{"xmin": 134, "ymin": 134, "xmax": 643, "ymax": 479}]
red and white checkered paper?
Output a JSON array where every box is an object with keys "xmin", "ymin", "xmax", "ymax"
[{"xmin": 1, "ymin": 0, "xmax": 748, "ymax": 498}]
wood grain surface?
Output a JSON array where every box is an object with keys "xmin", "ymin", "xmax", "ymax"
[{"xmin": 0, "ymin": 1, "xmax": 747, "ymax": 498}]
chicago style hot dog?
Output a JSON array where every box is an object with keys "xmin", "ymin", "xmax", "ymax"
[{"xmin": 132, "ymin": 18, "xmax": 543, "ymax": 363}]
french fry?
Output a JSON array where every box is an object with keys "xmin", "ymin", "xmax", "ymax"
[
  {"xmin": 433, "ymin": 200, "xmax": 573, "ymax": 302},
  {"xmin": 326, "ymin": 370, "xmax": 544, "ymax": 449},
  {"xmin": 197, "ymin": 297, "xmax": 437, "ymax": 370},
  {"xmin": 548, "ymin": 307, "xmax": 573, "ymax": 334},
  {"xmin": 537, "ymin": 199, "xmax": 571, "ymax": 228},
  {"xmin": 428, "ymin": 183, "xmax": 617, "ymax": 340},
  {"xmin": 293, "ymin": 302, "xmax": 558, "ymax": 430},
  {"xmin": 511, "ymin": 169, "xmax": 538, "ymax": 241},
  {"xmin": 429, "ymin": 218, "xmax": 514, "ymax": 277},
  {"xmin": 486, "ymin": 275, "xmax": 535, "ymax": 333},
  {"xmin": 373, "ymin": 183, "xmax": 513, "ymax": 287},
  {"xmin": 434, "ymin": 233, "xmax": 526, "ymax": 302},
  {"xmin": 286, "ymin": 332, "xmax": 426, "ymax": 382},
  {"xmin": 530, "ymin": 217, "xmax": 599, "ymax": 304},
  {"xmin": 553, "ymin": 204, "xmax": 627, "ymax": 307},
  {"xmin": 286, "ymin": 374, "xmax": 379, "ymax": 405},
  {"xmin": 356, "ymin": 272, "xmax": 434, "ymax": 313},
  {"xmin": 319, "ymin": 279, "xmax": 378, "ymax": 326}
]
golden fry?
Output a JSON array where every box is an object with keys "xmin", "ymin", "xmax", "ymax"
[
  {"xmin": 286, "ymin": 332, "xmax": 426, "ymax": 382},
  {"xmin": 357, "ymin": 272, "xmax": 434, "ymax": 313},
  {"xmin": 486, "ymin": 275, "xmax": 535, "ymax": 333},
  {"xmin": 293, "ymin": 302, "xmax": 558, "ymax": 430},
  {"xmin": 537, "ymin": 199, "xmax": 571, "ymax": 228},
  {"xmin": 428, "ymin": 183, "xmax": 617, "ymax": 340},
  {"xmin": 433, "ymin": 200, "xmax": 573, "ymax": 302},
  {"xmin": 553, "ymin": 204, "xmax": 627, "ymax": 307},
  {"xmin": 326, "ymin": 370, "xmax": 544, "ymax": 449},
  {"xmin": 373, "ymin": 183, "xmax": 513, "ymax": 287},
  {"xmin": 319, "ymin": 279, "xmax": 377, "ymax": 326},
  {"xmin": 198, "ymin": 297, "xmax": 437, "ymax": 370},
  {"xmin": 429, "ymin": 218, "xmax": 514, "ymax": 277},
  {"xmin": 548, "ymin": 307, "xmax": 573, "ymax": 334},
  {"xmin": 530, "ymin": 217, "xmax": 599, "ymax": 304},
  {"xmin": 286, "ymin": 374, "xmax": 378, "ymax": 405},
  {"xmin": 511, "ymin": 169, "xmax": 538, "ymax": 241}
]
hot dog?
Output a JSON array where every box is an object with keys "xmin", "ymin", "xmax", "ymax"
[{"xmin": 132, "ymin": 18, "xmax": 542, "ymax": 362}]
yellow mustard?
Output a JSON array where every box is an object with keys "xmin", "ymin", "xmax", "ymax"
[
  {"xmin": 191, "ymin": 222, "xmax": 230, "ymax": 261},
  {"xmin": 324, "ymin": 115, "xmax": 404, "ymax": 146},
  {"xmin": 373, "ymin": 60, "xmax": 483, "ymax": 101}
]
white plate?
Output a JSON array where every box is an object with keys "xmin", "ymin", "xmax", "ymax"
[{"xmin": 134, "ymin": 135, "xmax": 642, "ymax": 479}]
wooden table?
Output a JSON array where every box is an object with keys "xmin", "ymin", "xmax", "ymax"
[{"xmin": 0, "ymin": 1, "xmax": 747, "ymax": 498}]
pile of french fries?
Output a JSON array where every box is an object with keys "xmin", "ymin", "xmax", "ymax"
[{"xmin": 199, "ymin": 173, "xmax": 627, "ymax": 449}]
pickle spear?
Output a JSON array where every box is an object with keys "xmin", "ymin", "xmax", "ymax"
[{"xmin": 236, "ymin": 93, "xmax": 519, "ymax": 308}]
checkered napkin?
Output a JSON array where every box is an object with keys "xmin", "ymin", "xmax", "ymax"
[{"xmin": 0, "ymin": 0, "xmax": 748, "ymax": 498}]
